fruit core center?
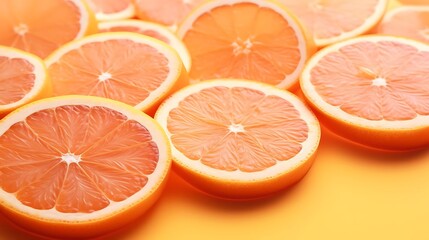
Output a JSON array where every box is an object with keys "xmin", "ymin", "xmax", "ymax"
[
  {"xmin": 232, "ymin": 38, "xmax": 253, "ymax": 56},
  {"xmin": 61, "ymin": 153, "xmax": 81, "ymax": 164},
  {"xmin": 372, "ymin": 77, "xmax": 387, "ymax": 87},
  {"xmin": 98, "ymin": 72, "xmax": 112, "ymax": 82},
  {"xmin": 14, "ymin": 23, "xmax": 29, "ymax": 36},
  {"xmin": 228, "ymin": 123, "xmax": 245, "ymax": 133}
]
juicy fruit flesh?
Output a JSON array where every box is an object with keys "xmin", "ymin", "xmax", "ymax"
[
  {"xmin": 167, "ymin": 86, "xmax": 309, "ymax": 172},
  {"xmin": 0, "ymin": 0, "xmax": 82, "ymax": 58},
  {"xmin": 99, "ymin": 26, "xmax": 170, "ymax": 43},
  {"xmin": 278, "ymin": 0, "xmax": 381, "ymax": 40},
  {"xmin": 310, "ymin": 40, "xmax": 429, "ymax": 121},
  {"xmin": 48, "ymin": 39, "xmax": 169, "ymax": 106},
  {"xmin": 378, "ymin": 8, "xmax": 429, "ymax": 43},
  {"xmin": 0, "ymin": 105, "xmax": 159, "ymax": 213},
  {"xmin": 182, "ymin": 2, "xmax": 301, "ymax": 85},
  {"xmin": 0, "ymin": 57, "xmax": 35, "ymax": 105}
]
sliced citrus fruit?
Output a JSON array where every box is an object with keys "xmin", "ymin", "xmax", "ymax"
[
  {"xmin": 397, "ymin": 0, "xmax": 428, "ymax": 5},
  {"xmin": 155, "ymin": 79, "xmax": 321, "ymax": 199},
  {"xmin": 98, "ymin": 19, "xmax": 192, "ymax": 71},
  {"xmin": 376, "ymin": 6, "xmax": 429, "ymax": 44},
  {"xmin": 0, "ymin": 0, "xmax": 97, "ymax": 58},
  {"xmin": 176, "ymin": 0, "xmax": 316, "ymax": 90},
  {"xmin": 45, "ymin": 32, "xmax": 189, "ymax": 116},
  {"xmin": 0, "ymin": 95, "xmax": 171, "ymax": 239},
  {"xmin": 0, "ymin": 46, "xmax": 51, "ymax": 118},
  {"xmin": 134, "ymin": 0, "xmax": 206, "ymax": 29},
  {"xmin": 300, "ymin": 35, "xmax": 429, "ymax": 151},
  {"xmin": 278, "ymin": 0, "xmax": 388, "ymax": 47},
  {"xmin": 86, "ymin": 0, "xmax": 135, "ymax": 21}
]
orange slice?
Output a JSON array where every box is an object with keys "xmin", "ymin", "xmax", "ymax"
[
  {"xmin": 86, "ymin": 0, "xmax": 135, "ymax": 21},
  {"xmin": 0, "ymin": 46, "xmax": 51, "ymax": 118},
  {"xmin": 134, "ymin": 0, "xmax": 206, "ymax": 29},
  {"xmin": 176, "ymin": 0, "xmax": 316, "ymax": 90},
  {"xmin": 155, "ymin": 79, "xmax": 321, "ymax": 199},
  {"xmin": 278, "ymin": 0, "xmax": 388, "ymax": 47},
  {"xmin": 397, "ymin": 0, "xmax": 428, "ymax": 5},
  {"xmin": 376, "ymin": 6, "xmax": 429, "ymax": 44},
  {"xmin": 300, "ymin": 35, "xmax": 429, "ymax": 151},
  {"xmin": 98, "ymin": 19, "xmax": 192, "ymax": 71},
  {"xmin": 45, "ymin": 32, "xmax": 189, "ymax": 116},
  {"xmin": 0, "ymin": 96, "xmax": 171, "ymax": 239},
  {"xmin": 0, "ymin": 0, "xmax": 97, "ymax": 58}
]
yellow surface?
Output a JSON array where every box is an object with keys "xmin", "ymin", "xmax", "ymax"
[{"xmin": 1, "ymin": 127, "xmax": 429, "ymax": 240}]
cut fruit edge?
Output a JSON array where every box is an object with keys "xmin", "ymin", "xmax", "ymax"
[
  {"xmin": 94, "ymin": 2, "xmax": 136, "ymax": 21},
  {"xmin": 176, "ymin": 0, "xmax": 317, "ymax": 90},
  {"xmin": 300, "ymin": 35, "xmax": 429, "ymax": 132},
  {"xmin": 98, "ymin": 20, "xmax": 192, "ymax": 72},
  {"xmin": 0, "ymin": 95, "xmax": 171, "ymax": 222},
  {"xmin": 155, "ymin": 79, "xmax": 321, "ymax": 183}
]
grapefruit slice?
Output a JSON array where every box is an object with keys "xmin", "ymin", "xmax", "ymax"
[
  {"xmin": 134, "ymin": 0, "xmax": 206, "ymax": 29},
  {"xmin": 278, "ymin": 0, "xmax": 388, "ymax": 47},
  {"xmin": 86, "ymin": 0, "xmax": 135, "ymax": 21},
  {"xmin": 0, "ymin": 46, "xmax": 51, "ymax": 118},
  {"xmin": 45, "ymin": 32, "xmax": 189, "ymax": 116},
  {"xmin": 0, "ymin": 96, "xmax": 171, "ymax": 239},
  {"xmin": 176, "ymin": 0, "xmax": 316, "ymax": 89},
  {"xmin": 377, "ymin": 6, "xmax": 429, "ymax": 44},
  {"xmin": 0, "ymin": 0, "xmax": 97, "ymax": 58},
  {"xmin": 155, "ymin": 79, "xmax": 321, "ymax": 199},
  {"xmin": 300, "ymin": 35, "xmax": 429, "ymax": 151},
  {"xmin": 98, "ymin": 19, "xmax": 192, "ymax": 71}
]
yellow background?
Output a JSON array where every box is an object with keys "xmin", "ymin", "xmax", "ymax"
[{"xmin": 1, "ymin": 127, "xmax": 429, "ymax": 240}]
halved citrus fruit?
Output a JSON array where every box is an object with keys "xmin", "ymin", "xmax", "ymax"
[
  {"xmin": 300, "ymin": 35, "xmax": 429, "ymax": 151},
  {"xmin": 0, "ymin": 0, "xmax": 97, "ymax": 58},
  {"xmin": 0, "ymin": 95, "xmax": 171, "ymax": 239},
  {"xmin": 45, "ymin": 32, "xmax": 189, "ymax": 116},
  {"xmin": 0, "ymin": 46, "xmax": 51, "ymax": 118},
  {"xmin": 376, "ymin": 6, "xmax": 429, "ymax": 44},
  {"xmin": 278, "ymin": 0, "xmax": 388, "ymax": 47},
  {"xmin": 98, "ymin": 19, "xmax": 192, "ymax": 71},
  {"xmin": 176, "ymin": 0, "xmax": 316, "ymax": 89},
  {"xmin": 155, "ymin": 79, "xmax": 321, "ymax": 199},
  {"xmin": 134, "ymin": 0, "xmax": 206, "ymax": 29},
  {"xmin": 86, "ymin": 0, "xmax": 135, "ymax": 21}
]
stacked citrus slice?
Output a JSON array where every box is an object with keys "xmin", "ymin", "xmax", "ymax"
[
  {"xmin": 86, "ymin": 0, "xmax": 135, "ymax": 21},
  {"xmin": 98, "ymin": 20, "xmax": 192, "ymax": 71},
  {"xmin": 300, "ymin": 35, "xmax": 429, "ymax": 151},
  {"xmin": 0, "ymin": 46, "xmax": 51, "ymax": 118},
  {"xmin": 0, "ymin": 0, "xmax": 97, "ymax": 58},
  {"xmin": 155, "ymin": 79, "xmax": 321, "ymax": 199},
  {"xmin": 45, "ymin": 32, "xmax": 189, "ymax": 116},
  {"xmin": 177, "ymin": 0, "xmax": 316, "ymax": 89},
  {"xmin": 377, "ymin": 6, "xmax": 429, "ymax": 44},
  {"xmin": 278, "ymin": 0, "xmax": 388, "ymax": 48},
  {"xmin": 0, "ymin": 96, "xmax": 171, "ymax": 238}
]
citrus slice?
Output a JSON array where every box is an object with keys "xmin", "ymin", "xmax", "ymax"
[
  {"xmin": 98, "ymin": 19, "xmax": 192, "ymax": 71},
  {"xmin": 86, "ymin": 0, "xmax": 135, "ymax": 21},
  {"xmin": 45, "ymin": 32, "xmax": 189, "ymax": 116},
  {"xmin": 300, "ymin": 35, "xmax": 429, "ymax": 151},
  {"xmin": 0, "ymin": 46, "xmax": 51, "ymax": 118},
  {"xmin": 134, "ymin": 0, "xmax": 206, "ymax": 29},
  {"xmin": 0, "ymin": 0, "xmax": 97, "ymax": 58},
  {"xmin": 176, "ymin": 0, "xmax": 315, "ymax": 90},
  {"xmin": 278, "ymin": 0, "xmax": 388, "ymax": 47},
  {"xmin": 376, "ymin": 6, "xmax": 429, "ymax": 44},
  {"xmin": 155, "ymin": 79, "xmax": 321, "ymax": 199},
  {"xmin": 397, "ymin": 0, "xmax": 428, "ymax": 5},
  {"xmin": 0, "ymin": 96, "xmax": 171, "ymax": 239}
]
